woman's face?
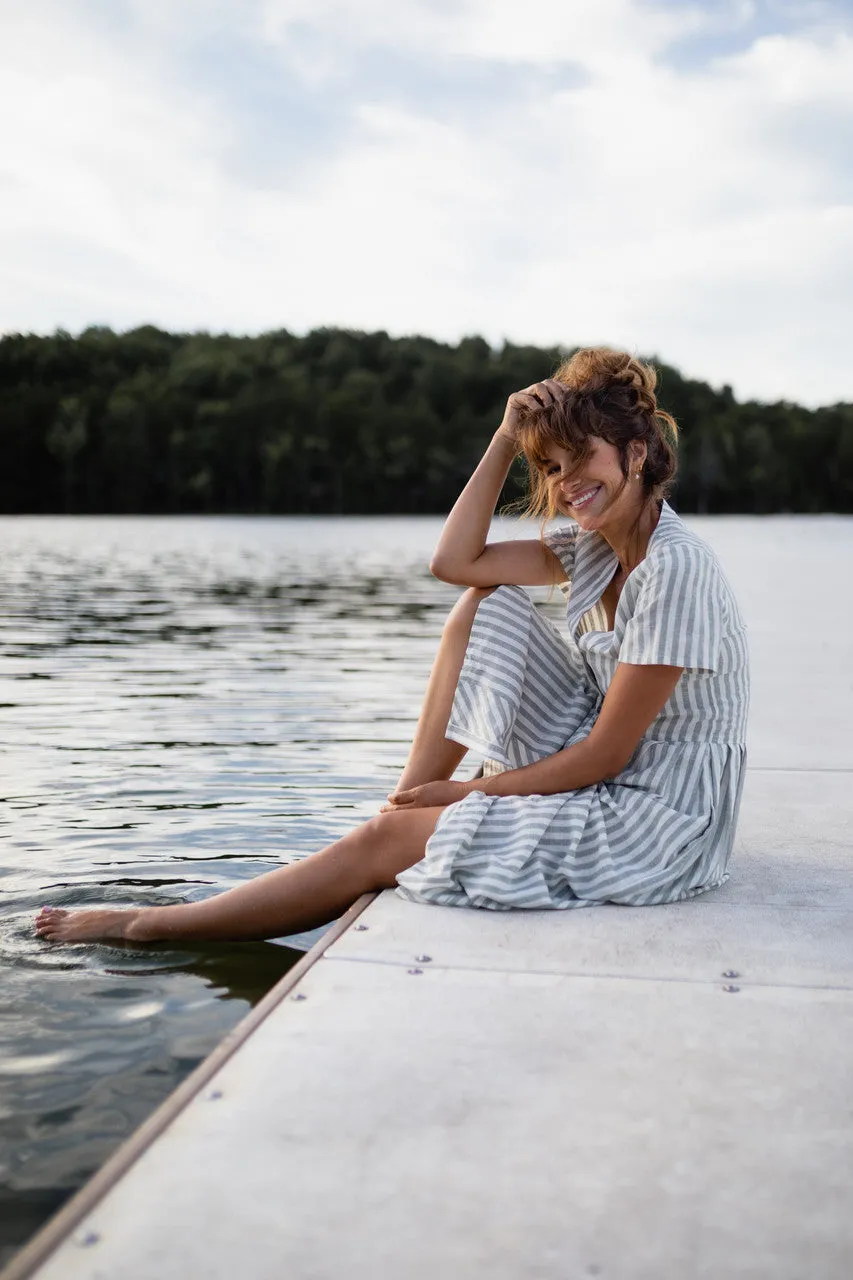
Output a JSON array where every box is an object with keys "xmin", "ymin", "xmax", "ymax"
[{"xmin": 541, "ymin": 435, "xmax": 643, "ymax": 532}]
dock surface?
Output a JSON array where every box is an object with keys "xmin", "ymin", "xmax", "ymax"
[
  {"xmin": 7, "ymin": 560, "xmax": 853, "ymax": 1279},
  {"xmin": 7, "ymin": 769, "xmax": 850, "ymax": 1280}
]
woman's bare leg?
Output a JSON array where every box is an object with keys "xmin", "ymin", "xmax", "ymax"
[
  {"xmin": 34, "ymin": 806, "xmax": 445, "ymax": 946},
  {"xmin": 35, "ymin": 588, "xmax": 496, "ymax": 947},
  {"xmin": 395, "ymin": 587, "xmax": 494, "ymax": 792}
]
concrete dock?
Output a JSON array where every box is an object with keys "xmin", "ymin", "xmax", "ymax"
[
  {"xmin": 5, "ymin": 541, "xmax": 853, "ymax": 1279},
  {"xmin": 5, "ymin": 767, "xmax": 851, "ymax": 1279}
]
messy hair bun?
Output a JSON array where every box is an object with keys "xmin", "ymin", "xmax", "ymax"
[{"xmin": 517, "ymin": 347, "xmax": 679, "ymax": 523}]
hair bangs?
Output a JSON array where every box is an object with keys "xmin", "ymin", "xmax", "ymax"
[{"xmin": 517, "ymin": 398, "xmax": 592, "ymax": 474}]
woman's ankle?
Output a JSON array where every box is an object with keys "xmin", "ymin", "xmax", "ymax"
[{"xmin": 123, "ymin": 909, "xmax": 157, "ymax": 942}]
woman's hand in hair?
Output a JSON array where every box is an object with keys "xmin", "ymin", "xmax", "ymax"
[
  {"xmin": 380, "ymin": 780, "xmax": 470, "ymax": 813},
  {"xmin": 497, "ymin": 377, "xmax": 564, "ymax": 445}
]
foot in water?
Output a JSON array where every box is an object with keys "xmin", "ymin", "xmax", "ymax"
[{"xmin": 35, "ymin": 906, "xmax": 144, "ymax": 944}]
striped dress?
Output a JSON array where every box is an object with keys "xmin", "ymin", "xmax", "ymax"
[{"xmin": 396, "ymin": 501, "xmax": 750, "ymax": 910}]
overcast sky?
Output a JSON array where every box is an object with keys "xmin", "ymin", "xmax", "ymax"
[{"xmin": 1, "ymin": 0, "xmax": 851, "ymax": 405}]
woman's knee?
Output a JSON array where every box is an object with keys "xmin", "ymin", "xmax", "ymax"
[
  {"xmin": 442, "ymin": 586, "xmax": 496, "ymax": 643},
  {"xmin": 354, "ymin": 812, "xmax": 402, "ymax": 886},
  {"xmin": 357, "ymin": 810, "xmax": 436, "ymax": 887}
]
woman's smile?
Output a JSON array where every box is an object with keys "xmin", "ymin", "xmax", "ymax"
[{"xmin": 564, "ymin": 483, "xmax": 602, "ymax": 511}]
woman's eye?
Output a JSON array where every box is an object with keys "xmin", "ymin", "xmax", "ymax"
[{"xmin": 546, "ymin": 465, "xmax": 561, "ymax": 477}]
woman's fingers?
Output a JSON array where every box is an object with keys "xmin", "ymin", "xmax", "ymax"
[
  {"xmin": 387, "ymin": 789, "xmax": 412, "ymax": 802},
  {"xmin": 501, "ymin": 390, "xmax": 540, "ymax": 437},
  {"xmin": 529, "ymin": 378, "xmax": 562, "ymax": 406},
  {"xmin": 510, "ymin": 381, "xmax": 561, "ymax": 416},
  {"xmin": 380, "ymin": 783, "xmax": 432, "ymax": 812},
  {"xmin": 500, "ymin": 378, "xmax": 565, "ymax": 441}
]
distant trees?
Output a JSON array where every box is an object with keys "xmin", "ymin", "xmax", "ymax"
[
  {"xmin": 0, "ymin": 325, "xmax": 849, "ymax": 514},
  {"xmin": 45, "ymin": 395, "xmax": 88, "ymax": 512}
]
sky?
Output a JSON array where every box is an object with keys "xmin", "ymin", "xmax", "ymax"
[{"xmin": 1, "ymin": 0, "xmax": 851, "ymax": 406}]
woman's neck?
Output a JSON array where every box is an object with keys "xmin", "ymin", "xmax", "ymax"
[{"xmin": 602, "ymin": 498, "xmax": 661, "ymax": 574}]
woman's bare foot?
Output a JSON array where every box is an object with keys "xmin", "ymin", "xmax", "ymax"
[{"xmin": 35, "ymin": 906, "xmax": 145, "ymax": 944}]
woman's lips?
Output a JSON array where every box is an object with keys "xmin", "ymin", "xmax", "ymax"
[{"xmin": 567, "ymin": 484, "xmax": 601, "ymax": 510}]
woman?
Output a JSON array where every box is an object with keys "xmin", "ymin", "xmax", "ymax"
[{"xmin": 35, "ymin": 348, "xmax": 749, "ymax": 944}]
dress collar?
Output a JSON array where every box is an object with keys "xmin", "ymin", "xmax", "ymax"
[{"xmin": 566, "ymin": 500, "xmax": 678, "ymax": 637}]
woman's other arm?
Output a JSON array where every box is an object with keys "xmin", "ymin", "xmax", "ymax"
[
  {"xmin": 429, "ymin": 382, "xmax": 566, "ymax": 589},
  {"xmin": 470, "ymin": 662, "xmax": 683, "ymax": 796},
  {"xmin": 384, "ymin": 662, "xmax": 683, "ymax": 811}
]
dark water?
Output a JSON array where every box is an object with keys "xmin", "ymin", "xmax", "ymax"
[
  {"xmin": 0, "ymin": 515, "xmax": 462, "ymax": 1266},
  {"xmin": 1, "ymin": 512, "xmax": 850, "ymax": 1265}
]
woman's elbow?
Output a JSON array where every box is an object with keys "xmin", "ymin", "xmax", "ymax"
[
  {"xmin": 428, "ymin": 553, "xmax": 450, "ymax": 581},
  {"xmin": 429, "ymin": 554, "xmax": 469, "ymax": 585}
]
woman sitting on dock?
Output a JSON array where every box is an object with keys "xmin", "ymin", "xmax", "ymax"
[{"xmin": 35, "ymin": 347, "xmax": 749, "ymax": 945}]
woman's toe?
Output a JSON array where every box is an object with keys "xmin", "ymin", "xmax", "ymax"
[{"xmin": 35, "ymin": 908, "xmax": 69, "ymax": 936}]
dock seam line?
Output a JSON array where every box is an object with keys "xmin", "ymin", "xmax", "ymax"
[{"xmin": 319, "ymin": 953, "xmax": 853, "ymax": 994}]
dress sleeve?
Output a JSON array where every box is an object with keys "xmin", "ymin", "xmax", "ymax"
[
  {"xmin": 543, "ymin": 523, "xmax": 580, "ymax": 582},
  {"xmin": 619, "ymin": 543, "xmax": 724, "ymax": 672}
]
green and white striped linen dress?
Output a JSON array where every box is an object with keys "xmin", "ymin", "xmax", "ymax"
[{"xmin": 396, "ymin": 501, "xmax": 750, "ymax": 910}]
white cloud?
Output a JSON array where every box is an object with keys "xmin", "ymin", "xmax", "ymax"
[
  {"xmin": 0, "ymin": 0, "xmax": 851, "ymax": 405},
  {"xmin": 257, "ymin": 0, "xmax": 707, "ymax": 69},
  {"xmin": 0, "ymin": 7, "xmax": 239, "ymax": 314}
]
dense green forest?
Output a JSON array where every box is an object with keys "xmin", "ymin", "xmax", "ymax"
[{"xmin": 0, "ymin": 325, "xmax": 850, "ymax": 515}]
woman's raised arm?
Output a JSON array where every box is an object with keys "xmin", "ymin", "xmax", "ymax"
[{"xmin": 429, "ymin": 382, "xmax": 566, "ymax": 588}]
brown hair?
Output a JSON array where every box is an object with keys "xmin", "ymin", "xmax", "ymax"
[{"xmin": 515, "ymin": 347, "xmax": 679, "ymax": 524}]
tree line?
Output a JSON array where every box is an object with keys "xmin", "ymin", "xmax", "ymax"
[{"xmin": 0, "ymin": 325, "xmax": 849, "ymax": 515}]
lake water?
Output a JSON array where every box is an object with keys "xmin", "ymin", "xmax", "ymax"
[{"xmin": 1, "ymin": 512, "xmax": 851, "ymax": 1265}]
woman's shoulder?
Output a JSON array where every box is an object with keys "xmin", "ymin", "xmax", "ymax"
[
  {"xmin": 644, "ymin": 504, "xmax": 722, "ymax": 575},
  {"xmin": 637, "ymin": 504, "xmax": 744, "ymax": 628}
]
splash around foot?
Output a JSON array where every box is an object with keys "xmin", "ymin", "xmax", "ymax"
[{"xmin": 35, "ymin": 906, "xmax": 143, "ymax": 944}]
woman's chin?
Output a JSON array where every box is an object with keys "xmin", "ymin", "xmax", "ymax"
[{"xmin": 567, "ymin": 505, "xmax": 604, "ymax": 530}]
